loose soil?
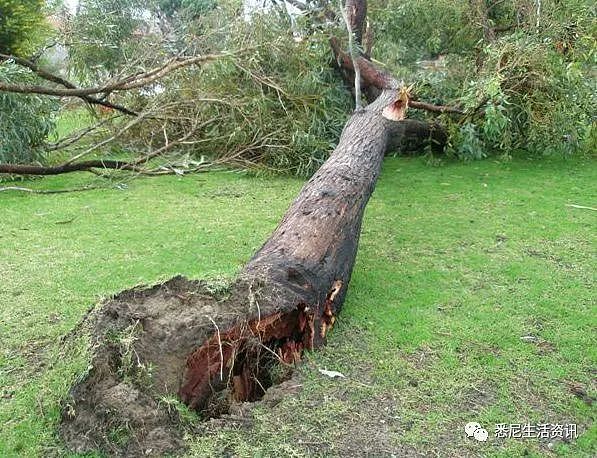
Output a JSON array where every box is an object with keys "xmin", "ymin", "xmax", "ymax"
[{"xmin": 60, "ymin": 276, "xmax": 293, "ymax": 456}]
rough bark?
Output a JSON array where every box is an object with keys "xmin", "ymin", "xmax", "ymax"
[
  {"xmin": 60, "ymin": 0, "xmax": 445, "ymax": 454},
  {"xmin": 180, "ymin": 90, "xmax": 401, "ymax": 407},
  {"xmin": 387, "ymin": 118, "xmax": 447, "ymax": 154}
]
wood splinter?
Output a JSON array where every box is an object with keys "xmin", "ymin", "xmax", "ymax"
[{"xmin": 382, "ymin": 85, "xmax": 411, "ymax": 121}]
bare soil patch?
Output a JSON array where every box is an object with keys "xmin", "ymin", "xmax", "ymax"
[{"xmin": 60, "ymin": 276, "xmax": 290, "ymax": 456}]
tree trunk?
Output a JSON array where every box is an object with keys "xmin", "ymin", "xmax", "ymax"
[
  {"xmin": 60, "ymin": 1, "xmax": 442, "ymax": 454},
  {"xmin": 180, "ymin": 90, "xmax": 400, "ymax": 407}
]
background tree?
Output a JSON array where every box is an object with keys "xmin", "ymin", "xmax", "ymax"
[
  {"xmin": 0, "ymin": 0, "xmax": 57, "ymax": 165},
  {"xmin": 0, "ymin": 0, "xmax": 47, "ymax": 56}
]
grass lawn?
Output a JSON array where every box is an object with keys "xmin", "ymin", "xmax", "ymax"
[{"xmin": 0, "ymin": 154, "xmax": 595, "ymax": 457}]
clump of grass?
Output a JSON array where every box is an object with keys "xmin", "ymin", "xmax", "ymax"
[
  {"xmin": 107, "ymin": 424, "xmax": 131, "ymax": 446},
  {"xmin": 159, "ymin": 395, "xmax": 201, "ymax": 427},
  {"xmin": 107, "ymin": 321, "xmax": 154, "ymax": 387},
  {"xmin": 202, "ymin": 276, "xmax": 233, "ymax": 299}
]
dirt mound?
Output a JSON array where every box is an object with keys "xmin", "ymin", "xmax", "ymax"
[{"xmin": 60, "ymin": 276, "xmax": 255, "ymax": 456}]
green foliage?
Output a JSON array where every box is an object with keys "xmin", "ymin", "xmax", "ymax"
[
  {"xmin": 0, "ymin": 0, "xmax": 47, "ymax": 56},
  {"xmin": 469, "ymin": 33, "xmax": 595, "ymax": 156},
  {"xmin": 180, "ymin": 15, "xmax": 350, "ymax": 175},
  {"xmin": 156, "ymin": 0, "xmax": 217, "ymax": 18},
  {"xmin": 0, "ymin": 62, "xmax": 57, "ymax": 164},
  {"xmin": 452, "ymin": 122, "xmax": 486, "ymax": 160},
  {"xmin": 53, "ymin": 0, "xmax": 594, "ymax": 171},
  {"xmin": 99, "ymin": 5, "xmax": 352, "ymax": 176},
  {"xmin": 66, "ymin": 0, "xmax": 218, "ymax": 84},
  {"xmin": 66, "ymin": 0, "xmax": 152, "ymax": 83},
  {"xmin": 373, "ymin": 0, "xmax": 475, "ymax": 62},
  {"xmin": 371, "ymin": 0, "xmax": 595, "ymax": 159}
]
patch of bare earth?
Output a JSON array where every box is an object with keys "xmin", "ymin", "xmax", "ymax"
[{"xmin": 60, "ymin": 276, "xmax": 291, "ymax": 456}]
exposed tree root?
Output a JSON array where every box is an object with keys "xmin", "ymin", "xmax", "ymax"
[
  {"xmin": 59, "ymin": 275, "xmax": 330, "ymax": 456},
  {"xmin": 59, "ymin": 3, "xmax": 449, "ymax": 456}
]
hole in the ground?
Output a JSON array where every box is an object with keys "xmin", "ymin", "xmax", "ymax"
[
  {"xmin": 202, "ymin": 335, "xmax": 300, "ymax": 418},
  {"xmin": 60, "ymin": 276, "xmax": 338, "ymax": 456},
  {"xmin": 180, "ymin": 301, "xmax": 317, "ymax": 411}
]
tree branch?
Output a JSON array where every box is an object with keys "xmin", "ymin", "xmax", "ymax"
[
  {"xmin": 0, "ymin": 52, "xmax": 233, "ymax": 99},
  {"xmin": 330, "ymin": 37, "xmax": 464, "ymax": 114},
  {"xmin": 46, "ymin": 116, "xmax": 120, "ymax": 151},
  {"xmin": 330, "ymin": 36, "xmax": 398, "ymax": 91},
  {"xmin": 409, "ymin": 100, "xmax": 465, "ymax": 114},
  {"xmin": 340, "ymin": 0, "xmax": 363, "ymax": 110},
  {"xmin": 0, "ymin": 54, "xmax": 139, "ymax": 116},
  {"xmin": 344, "ymin": 0, "xmax": 367, "ymax": 45},
  {"xmin": 0, "ymin": 185, "xmax": 102, "ymax": 194},
  {"xmin": 0, "ymin": 127, "xmax": 199, "ymax": 176},
  {"xmin": 0, "ymin": 160, "xmax": 138, "ymax": 175}
]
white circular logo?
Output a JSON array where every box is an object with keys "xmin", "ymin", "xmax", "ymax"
[
  {"xmin": 474, "ymin": 428, "xmax": 488, "ymax": 442},
  {"xmin": 465, "ymin": 422, "xmax": 488, "ymax": 442},
  {"xmin": 465, "ymin": 422, "xmax": 482, "ymax": 437}
]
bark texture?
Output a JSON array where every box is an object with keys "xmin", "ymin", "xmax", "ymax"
[
  {"xmin": 180, "ymin": 91, "xmax": 402, "ymax": 408},
  {"xmin": 61, "ymin": 1, "xmax": 444, "ymax": 454}
]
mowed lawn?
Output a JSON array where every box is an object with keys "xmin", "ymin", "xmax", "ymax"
[{"xmin": 0, "ymin": 154, "xmax": 595, "ymax": 457}]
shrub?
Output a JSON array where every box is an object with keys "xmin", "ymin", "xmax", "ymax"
[
  {"xmin": 0, "ymin": 0, "xmax": 47, "ymax": 56},
  {"xmin": 0, "ymin": 62, "xmax": 57, "ymax": 164}
]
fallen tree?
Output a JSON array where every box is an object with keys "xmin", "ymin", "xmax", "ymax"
[
  {"xmin": 59, "ymin": 0, "xmax": 445, "ymax": 455},
  {"xmin": 0, "ymin": 26, "xmax": 454, "ymax": 178},
  {"xmin": 60, "ymin": 87, "xmax": 414, "ymax": 458},
  {"xmin": 181, "ymin": 87, "xmax": 409, "ymax": 408}
]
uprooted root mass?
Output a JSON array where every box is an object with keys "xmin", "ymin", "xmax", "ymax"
[{"xmin": 60, "ymin": 276, "xmax": 322, "ymax": 456}]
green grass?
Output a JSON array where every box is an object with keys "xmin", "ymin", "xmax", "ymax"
[
  {"xmin": 0, "ymin": 154, "xmax": 595, "ymax": 457},
  {"xmin": 49, "ymin": 108, "xmax": 96, "ymax": 142}
]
